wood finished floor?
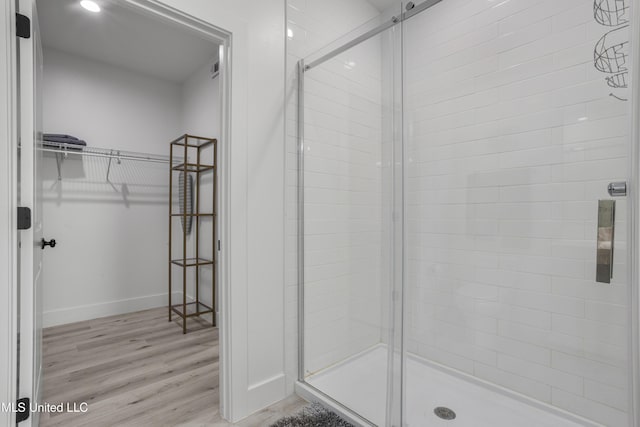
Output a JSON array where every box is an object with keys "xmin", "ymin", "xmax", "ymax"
[{"xmin": 41, "ymin": 308, "xmax": 306, "ymax": 427}]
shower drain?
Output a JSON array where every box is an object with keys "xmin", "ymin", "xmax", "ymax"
[{"xmin": 434, "ymin": 407, "xmax": 456, "ymax": 420}]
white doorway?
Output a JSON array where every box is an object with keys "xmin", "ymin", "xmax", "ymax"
[{"xmin": 9, "ymin": 0, "xmax": 233, "ymax": 424}]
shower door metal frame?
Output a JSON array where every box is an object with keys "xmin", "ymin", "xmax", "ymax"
[
  {"xmin": 629, "ymin": 0, "xmax": 640, "ymax": 423},
  {"xmin": 295, "ymin": 1, "xmax": 443, "ymax": 426},
  {"xmin": 297, "ymin": 58, "xmax": 305, "ymax": 383},
  {"xmin": 301, "ymin": 0, "xmax": 442, "ymax": 73}
]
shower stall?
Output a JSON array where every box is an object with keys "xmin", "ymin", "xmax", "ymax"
[{"xmin": 295, "ymin": 0, "xmax": 639, "ymax": 426}]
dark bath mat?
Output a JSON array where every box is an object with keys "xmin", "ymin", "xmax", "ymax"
[{"xmin": 269, "ymin": 402, "xmax": 355, "ymax": 427}]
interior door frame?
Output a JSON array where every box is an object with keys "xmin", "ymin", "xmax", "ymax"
[
  {"xmin": 0, "ymin": 0, "xmax": 235, "ymax": 423},
  {"xmin": 0, "ymin": 0, "xmax": 19, "ymax": 425},
  {"xmin": 120, "ymin": 1, "xmax": 235, "ymax": 421}
]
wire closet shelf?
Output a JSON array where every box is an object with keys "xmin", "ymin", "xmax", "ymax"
[{"xmin": 39, "ymin": 141, "xmax": 177, "ymax": 164}]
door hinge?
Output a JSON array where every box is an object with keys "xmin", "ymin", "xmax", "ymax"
[
  {"xmin": 218, "ymin": 240, "xmax": 221, "ymax": 251},
  {"xmin": 17, "ymin": 207, "xmax": 31, "ymax": 230},
  {"xmin": 16, "ymin": 13, "xmax": 31, "ymax": 39},
  {"xmin": 16, "ymin": 397, "xmax": 30, "ymax": 422}
]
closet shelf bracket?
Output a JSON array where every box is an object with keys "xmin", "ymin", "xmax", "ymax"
[
  {"xmin": 106, "ymin": 149, "xmax": 122, "ymax": 182},
  {"xmin": 55, "ymin": 152, "xmax": 63, "ymax": 181}
]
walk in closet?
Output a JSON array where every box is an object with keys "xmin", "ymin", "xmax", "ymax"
[
  {"xmin": 34, "ymin": 1, "xmax": 223, "ymax": 423},
  {"xmin": 38, "ymin": 0, "xmax": 221, "ymax": 329}
]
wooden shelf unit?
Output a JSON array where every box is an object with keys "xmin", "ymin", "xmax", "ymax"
[{"xmin": 169, "ymin": 134, "xmax": 217, "ymax": 334}]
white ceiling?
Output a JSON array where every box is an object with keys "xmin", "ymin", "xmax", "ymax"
[{"xmin": 37, "ymin": 0, "xmax": 218, "ymax": 83}]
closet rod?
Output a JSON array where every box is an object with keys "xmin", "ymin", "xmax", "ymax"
[{"xmin": 39, "ymin": 147, "xmax": 175, "ymax": 164}]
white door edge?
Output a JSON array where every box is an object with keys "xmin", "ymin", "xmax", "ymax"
[{"xmin": 0, "ymin": 0, "xmax": 19, "ymax": 425}]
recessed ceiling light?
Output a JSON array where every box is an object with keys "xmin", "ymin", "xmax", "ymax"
[{"xmin": 80, "ymin": 0, "xmax": 101, "ymax": 13}]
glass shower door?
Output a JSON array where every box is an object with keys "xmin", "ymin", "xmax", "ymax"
[
  {"xmin": 402, "ymin": 1, "xmax": 633, "ymax": 426},
  {"xmin": 298, "ymin": 16, "xmax": 403, "ymax": 426}
]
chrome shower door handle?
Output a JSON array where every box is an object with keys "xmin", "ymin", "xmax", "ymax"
[
  {"xmin": 607, "ymin": 181, "xmax": 627, "ymax": 197},
  {"xmin": 596, "ymin": 200, "xmax": 616, "ymax": 284}
]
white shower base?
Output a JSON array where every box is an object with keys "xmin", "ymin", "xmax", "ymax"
[{"xmin": 305, "ymin": 346, "xmax": 592, "ymax": 427}]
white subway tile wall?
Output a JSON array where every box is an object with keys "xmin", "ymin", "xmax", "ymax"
[{"xmin": 404, "ymin": 0, "xmax": 630, "ymax": 426}]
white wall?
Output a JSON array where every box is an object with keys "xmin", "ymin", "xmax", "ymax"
[
  {"xmin": 176, "ymin": 59, "xmax": 220, "ymax": 319},
  {"xmin": 41, "ymin": 47, "xmax": 183, "ymax": 327},
  {"xmin": 403, "ymin": 1, "xmax": 631, "ymax": 426},
  {"xmin": 182, "ymin": 59, "xmax": 220, "ymax": 137},
  {"xmin": 43, "ymin": 48, "xmax": 183, "ymax": 154}
]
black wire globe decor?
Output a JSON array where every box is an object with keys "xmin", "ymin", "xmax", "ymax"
[
  {"xmin": 594, "ymin": 26, "xmax": 629, "ymax": 88},
  {"xmin": 593, "ymin": 0, "xmax": 629, "ymax": 101},
  {"xmin": 594, "ymin": 0, "xmax": 629, "ymax": 26}
]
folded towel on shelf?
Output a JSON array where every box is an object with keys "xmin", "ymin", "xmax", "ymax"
[
  {"xmin": 44, "ymin": 133, "xmax": 80, "ymax": 140},
  {"xmin": 43, "ymin": 134, "xmax": 87, "ymax": 150}
]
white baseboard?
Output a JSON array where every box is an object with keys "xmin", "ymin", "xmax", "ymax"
[
  {"xmin": 44, "ymin": 293, "xmax": 220, "ymax": 328},
  {"xmin": 247, "ymin": 373, "xmax": 287, "ymax": 415},
  {"xmin": 43, "ymin": 292, "xmax": 182, "ymax": 327}
]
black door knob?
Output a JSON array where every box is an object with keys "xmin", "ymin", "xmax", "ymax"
[{"xmin": 41, "ymin": 238, "xmax": 56, "ymax": 249}]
